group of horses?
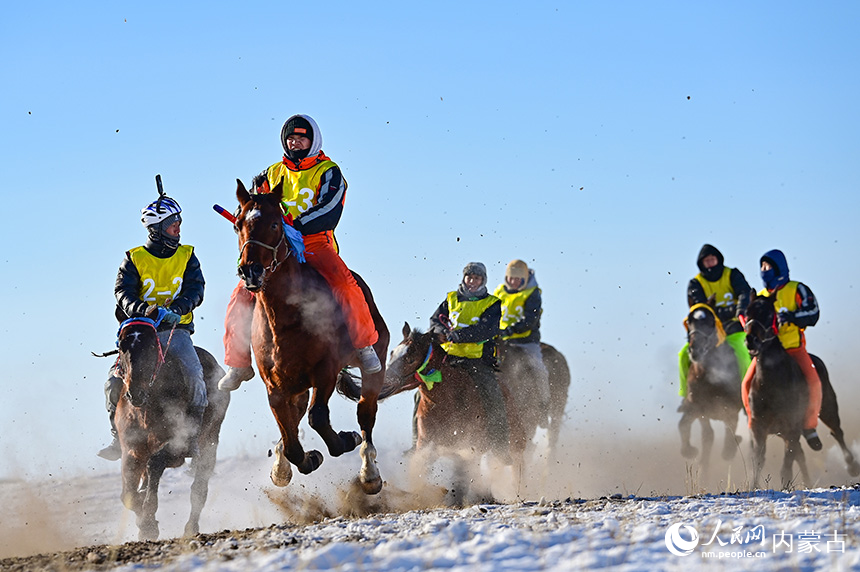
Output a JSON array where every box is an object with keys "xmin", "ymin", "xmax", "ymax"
[
  {"xmin": 102, "ymin": 180, "xmax": 570, "ymax": 540},
  {"xmin": 678, "ymin": 293, "xmax": 860, "ymax": 489},
  {"xmin": 104, "ymin": 179, "xmax": 859, "ymax": 542}
]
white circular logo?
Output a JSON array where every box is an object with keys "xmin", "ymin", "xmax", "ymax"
[{"xmin": 665, "ymin": 523, "xmax": 699, "ymax": 556}]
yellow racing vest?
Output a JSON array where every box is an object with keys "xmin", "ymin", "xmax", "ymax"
[
  {"xmin": 758, "ymin": 282, "xmax": 803, "ymax": 349},
  {"xmin": 695, "ymin": 267, "xmax": 739, "ymax": 323},
  {"xmin": 265, "ymin": 159, "xmax": 341, "ymax": 221},
  {"xmin": 441, "ymin": 291, "xmax": 499, "ymax": 359},
  {"xmin": 493, "ymin": 285, "xmax": 538, "ymax": 340},
  {"xmin": 129, "ymin": 245, "xmax": 195, "ymax": 325}
]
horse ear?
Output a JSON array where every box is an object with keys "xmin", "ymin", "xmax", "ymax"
[
  {"xmin": 706, "ymin": 293, "xmax": 717, "ymax": 308},
  {"xmin": 236, "ymin": 178, "xmax": 251, "ymax": 206},
  {"xmin": 145, "ymin": 305, "xmax": 159, "ymax": 319},
  {"xmin": 749, "ymin": 289, "xmax": 757, "ymax": 302},
  {"xmin": 271, "ymin": 180, "xmax": 285, "ymax": 203},
  {"xmin": 402, "ymin": 322, "xmax": 411, "ymax": 339}
]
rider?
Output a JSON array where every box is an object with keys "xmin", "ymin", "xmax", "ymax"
[
  {"xmin": 218, "ymin": 114, "xmax": 381, "ymax": 391},
  {"xmin": 741, "ymin": 249, "xmax": 823, "ymax": 450},
  {"xmin": 98, "ymin": 194, "xmax": 208, "ymax": 460},
  {"xmin": 492, "ymin": 259, "xmax": 550, "ymax": 416},
  {"xmin": 428, "ymin": 262, "xmax": 512, "ymax": 464},
  {"xmin": 678, "ymin": 244, "xmax": 751, "ymax": 399}
]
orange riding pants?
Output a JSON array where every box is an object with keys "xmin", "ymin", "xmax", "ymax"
[
  {"xmin": 223, "ymin": 232, "xmax": 378, "ymax": 368},
  {"xmin": 741, "ymin": 346, "xmax": 822, "ymax": 431}
]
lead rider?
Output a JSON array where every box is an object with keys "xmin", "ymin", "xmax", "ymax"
[{"xmin": 218, "ymin": 114, "xmax": 381, "ymax": 391}]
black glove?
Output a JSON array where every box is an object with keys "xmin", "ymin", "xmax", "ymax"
[
  {"xmin": 777, "ymin": 311, "xmax": 795, "ymax": 326},
  {"xmin": 445, "ymin": 330, "xmax": 461, "ymax": 343}
]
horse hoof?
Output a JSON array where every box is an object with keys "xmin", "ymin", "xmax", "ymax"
[
  {"xmin": 270, "ymin": 453, "xmax": 293, "ymax": 487},
  {"xmin": 339, "ymin": 431, "xmax": 362, "ymax": 453},
  {"xmin": 137, "ymin": 520, "xmax": 159, "ymax": 541},
  {"xmin": 298, "ymin": 450, "xmax": 324, "ymax": 475},
  {"xmin": 681, "ymin": 445, "xmax": 698, "ymax": 459},
  {"xmin": 183, "ymin": 521, "xmax": 200, "ymax": 538},
  {"xmin": 361, "ymin": 476, "xmax": 383, "ymax": 495},
  {"xmin": 849, "ymin": 462, "xmax": 860, "ymax": 478}
]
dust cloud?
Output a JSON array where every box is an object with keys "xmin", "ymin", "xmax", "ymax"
[{"xmin": 3, "ymin": 356, "xmax": 860, "ymax": 560}]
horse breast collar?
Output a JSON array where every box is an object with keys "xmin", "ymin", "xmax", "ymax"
[{"xmin": 415, "ymin": 344, "xmax": 443, "ymax": 389}]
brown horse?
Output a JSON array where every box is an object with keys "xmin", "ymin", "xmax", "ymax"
[
  {"xmin": 233, "ymin": 179, "xmax": 390, "ymax": 494},
  {"xmin": 677, "ymin": 299, "xmax": 744, "ymax": 472},
  {"xmin": 339, "ymin": 323, "xmax": 517, "ymax": 504},
  {"xmin": 113, "ymin": 304, "xmax": 230, "ymax": 540},
  {"xmin": 496, "ymin": 340, "xmax": 571, "ymax": 458},
  {"xmin": 744, "ymin": 292, "xmax": 860, "ymax": 488}
]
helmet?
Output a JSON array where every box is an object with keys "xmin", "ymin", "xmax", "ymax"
[
  {"xmin": 505, "ymin": 259, "xmax": 529, "ymax": 281},
  {"xmin": 141, "ymin": 196, "xmax": 182, "ymax": 228}
]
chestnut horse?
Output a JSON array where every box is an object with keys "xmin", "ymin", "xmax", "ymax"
[
  {"xmin": 113, "ymin": 305, "xmax": 230, "ymax": 540},
  {"xmin": 233, "ymin": 180, "xmax": 390, "ymax": 494},
  {"xmin": 677, "ymin": 298, "xmax": 744, "ymax": 472},
  {"xmin": 744, "ymin": 292, "xmax": 860, "ymax": 488}
]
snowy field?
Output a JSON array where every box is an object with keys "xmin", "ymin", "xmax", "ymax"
[{"xmin": 3, "ymin": 430, "xmax": 860, "ymax": 571}]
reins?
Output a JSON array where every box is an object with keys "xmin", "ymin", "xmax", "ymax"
[{"xmin": 117, "ymin": 316, "xmax": 177, "ymax": 389}]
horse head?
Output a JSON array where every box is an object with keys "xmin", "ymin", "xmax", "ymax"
[
  {"xmin": 384, "ymin": 322, "xmax": 440, "ymax": 391},
  {"xmin": 234, "ymin": 179, "xmax": 290, "ymax": 291},
  {"xmin": 117, "ymin": 305, "xmax": 163, "ymax": 407},
  {"xmin": 686, "ymin": 295, "xmax": 725, "ymax": 362},
  {"xmin": 743, "ymin": 290, "xmax": 779, "ymax": 357}
]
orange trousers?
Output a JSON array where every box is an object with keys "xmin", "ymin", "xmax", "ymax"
[
  {"xmin": 223, "ymin": 232, "xmax": 378, "ymax": 368},
  {"xmin": 741, "ymin": 345, "xmax": 822, "ymax": 431}
]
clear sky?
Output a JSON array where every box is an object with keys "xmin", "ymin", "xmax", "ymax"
[{"xmin": 2, "ymin": 2, "xmax": 859, "ymax": 482}]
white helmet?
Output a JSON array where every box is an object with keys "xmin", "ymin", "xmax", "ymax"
[{"xmin": 140, "ymin": 196, "xmax": 182, "ymax": 228}]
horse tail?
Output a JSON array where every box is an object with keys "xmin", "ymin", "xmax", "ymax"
[
  {"xmin": 335, "ymin": 369, "xmax": 418, "ymax": 402},
  {"xmin": 335, "ymin": 370, "xmax": 363, "ymax": 402}
]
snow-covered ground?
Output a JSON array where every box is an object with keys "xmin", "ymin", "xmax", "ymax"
[{"xmin": 3, "ymin": 431, "xmax": 860, "ymax": 571}]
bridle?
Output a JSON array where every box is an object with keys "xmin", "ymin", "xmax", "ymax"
[
  {"xmin": 238, "ymin": 231, "xmax": 289, "ymax": 274},
  {"xmin": 117, "ymin": 317, "xmax": 176, "ymax": 393}
]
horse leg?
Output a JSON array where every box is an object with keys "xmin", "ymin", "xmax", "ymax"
[
  {"xmin": 267, "ymin": 389, "xmax": 322, "ymax": 483},
  {"xmin": 751, "ymin": 428, "xmax": 767, "ymax": 489},
  {"xmin": 184, "ymin": 438, "xmax": 216, "ymax": 537},
  {"xmin": 678, "ymin": 411, "xmax": 698, "ymax": 459},
  {"xmin": 814, "ymin": 358, "xmax": 860, "ymax": 476},
  {"xmin": 356, "ymin": 371, "xmax": 384, "ymax": 495},
  {"xmin": 700, "ymin": 417, "xmax": 715, "ymax": 473},
  {"xmin": 307, "ymin": 383, "xmax": 361, "ymax": 457},
  {"xmin": 120, "ymin": 449, "xmax": 146, "ymax": 514},
  {"xmin": 782, "ymin": 437, "xmax": 809, "ymax": 489},
  {"xmin": 137, "ymin": 449, "xmax": 170, "ymax": 541},
  {"xmin": 721, "ymin": 415, "xmax": 741, "ymax": 460}
]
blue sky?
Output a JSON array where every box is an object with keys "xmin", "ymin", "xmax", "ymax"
[{"xmin": 2, "ymin": 2, "xmax": 859, "ymax": 482}]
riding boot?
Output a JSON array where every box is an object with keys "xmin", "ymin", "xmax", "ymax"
[
  {"xmin": 97, "ymin": 410, "xmax": 122, "ymax": 461},
  {"xmin": 803, "ymin": 429, "xmax": 823, "ymax": 451},
  {"xmin": 184, "ymin": 406, "xmax": 206, "ymax": 458}
]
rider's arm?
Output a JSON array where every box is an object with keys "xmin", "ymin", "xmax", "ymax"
[
  {"xmin": 793, "ymin": 282, "xmax": 820, "ymax": 328},
  {"xmin": 456, "ymin": 300, "xmax": 502, "ymax": 344},
  {"xmin": 730, "ymin": 268, "xmax": 752, "ymax": 316},
  {"xmin": 428, "ymin": 299, "xmax": 450, "ymax": 336},
  {"xmin": 293, "ymin": 166, "xmax": 346, "ymax": 236},
  {"xmin": 168, "ymin": 251, "xmax": 204, "ymax": 317},
  {"xmin": 507, "ymin": 289, "xmax": 542, "ymax": 335},
  {"xmin": 115, "ymin": 253, "xmax": 149, "ymax": 318}
]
